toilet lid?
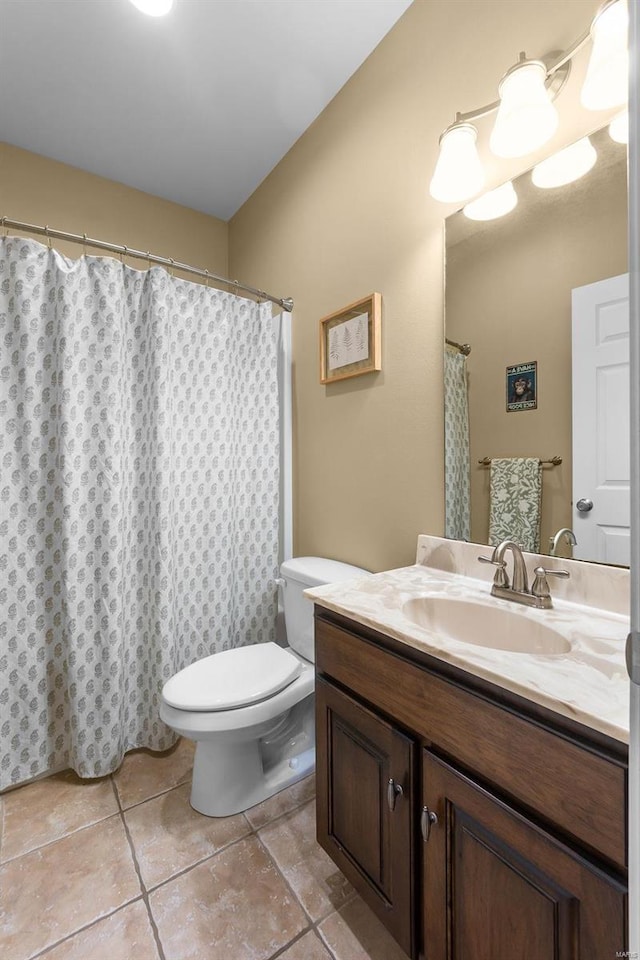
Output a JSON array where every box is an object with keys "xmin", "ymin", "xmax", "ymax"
[{"xmin": 162, "ymin": 642, "xmax": 303, "ymax": 711}]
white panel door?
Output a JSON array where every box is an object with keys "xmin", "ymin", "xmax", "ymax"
[{"xmin": 572, "ymin": 274, "xmax": 630, "ymax": 565}]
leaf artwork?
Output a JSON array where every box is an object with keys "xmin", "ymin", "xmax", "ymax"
[{"xmin": 327, "ymin": 312, "xmax": 370, "ymax": 371}]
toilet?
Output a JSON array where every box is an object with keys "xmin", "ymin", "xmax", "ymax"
[{"xmin": 160, "ymin": 556, "xmax": 369, "ymax": 816}]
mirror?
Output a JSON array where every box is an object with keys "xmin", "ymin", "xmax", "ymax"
[{"xmin": 444, "ymin": 125, "xmax": 628, "ymax": 562}]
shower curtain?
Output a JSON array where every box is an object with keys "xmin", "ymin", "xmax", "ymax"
[
  {"xmin": 444, "ymin": 348, "xmax": 471, "ymax": 541},
  {"xmin": 0, "ymin": 236, "xmax": 280, "ymax": 789}
]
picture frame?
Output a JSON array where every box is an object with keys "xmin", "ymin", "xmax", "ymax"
[
  {"xmin": 506, "ymin": 360, "xmax": 537, "ymax": 412},
  {"xmin": 319, "ymin": 292, "xmax": 382, "ymax": 384}
]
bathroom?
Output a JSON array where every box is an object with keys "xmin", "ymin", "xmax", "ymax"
[{"xmin": 0, "ymin": 0, "xmax": 638, "ymax": 958}]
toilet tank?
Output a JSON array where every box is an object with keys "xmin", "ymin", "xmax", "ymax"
[{"xmin": 279, "ymin": 557, "xmax": 370, "ymax": 663}]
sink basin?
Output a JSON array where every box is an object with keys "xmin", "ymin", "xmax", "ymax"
[{"xmin": 402, "ymin": 596, "xmax": 571, "ymax": 655}]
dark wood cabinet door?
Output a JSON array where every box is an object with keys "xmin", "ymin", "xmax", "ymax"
[
  {"xmin": 422, "ymin": 751, "xmax": 627, "ymax": 960},
  {"xmin": 316, "ymin": 676, "xmax": 416, "ymax": 957}
]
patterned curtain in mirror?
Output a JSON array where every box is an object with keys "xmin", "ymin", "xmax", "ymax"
[{"xmin": 444, "ymin": 348, "xmax": 471, "ymax": 541}]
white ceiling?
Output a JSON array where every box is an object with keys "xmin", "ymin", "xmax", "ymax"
[{"xmin": 0, "ymin": 0, "xmax": 412, "ymax": 220}]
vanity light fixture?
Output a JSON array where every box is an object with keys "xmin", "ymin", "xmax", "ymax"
[
  {"xmin": 489, "ymin": 57, "xmax": 558, "ymax": 159},
  {"xmin": 463, "ymin": 181, "xmax": 518, "ymax": 221},
  {"xmin": 429, "ymin": 121, "xmax": 485, "ymax": 203},
  {"xmin": 581, "ymin": 0, "xmax": 629, "ymax": 110},
  {"xmin": 531, "ymin": 136, "xmax": 597, "ymax": 189},
  {"xmin": 129, "ymin": 0, "xmax": 174, "ymax": 16},
  {"xmin": 609, "ymin": 110, "xmax": 629, "ymax": 144},
  {"xmin": 429, "ymin": 0, "xmax": 628, "ymax": 204}
]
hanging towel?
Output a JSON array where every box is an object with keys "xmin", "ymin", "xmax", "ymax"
[{"xmin": 488, "ymin": 458, "xmax": 542, "ymax": 552}]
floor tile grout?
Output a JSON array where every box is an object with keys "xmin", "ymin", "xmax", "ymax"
[
  {"xmin": 110, "ymin": 774, "xmax": 168, "ymax": 960},
  {"xmin": 139, "ymin": 790, "xmax": 315, "ymax": 896},
  {"xmin": 28, "ymin": 897, "xmax": 148, "ymax": 960},
  {"xmin": 268, "ymin": 925, "xmax": 315, "ymax": 959},
  {"xmin": 113, "ymin": 775, "xmax": 192, "ymax": 813},
  {"xmin": 0, "ymin": 809, "xmax": 124, "ymax": 866}
]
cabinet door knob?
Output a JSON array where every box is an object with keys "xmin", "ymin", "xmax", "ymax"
[
  {"xmin": 420, "ymin": 805, "xmax": 438, "ymax": 842},
  {"xmin": 387, "ymin": 778, "xmax": 404, "ymax": 811}
]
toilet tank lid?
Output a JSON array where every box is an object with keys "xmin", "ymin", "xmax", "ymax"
[{"xmin": 280, "ymin": 556, "xmax": 370, "ymax": 587}]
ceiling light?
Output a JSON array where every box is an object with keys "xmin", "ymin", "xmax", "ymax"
[
  {"xmin": 429, "ymin": 122, "xmax": 485, "ymax": 204},
  {"xmin": 129, "ymin": 0, "xmax": 174, "ymax": 16},
  {"xmin": 581, "ymin": 0, "xmax": 628, "ymax": 110},
  {"xmin": 463, "ymin": 181, "xmax": 518, "ymax": 221},
  {"xmin": 609, "ymin": 111, "xmax": 629, "ymax": 144},
  {"xmin": 490, "ymin": 57, "xmax": 559, "ymax": 158},
  {"xmin": 531, "ymin": 137, "xmax": 597, "ymax": 189}
]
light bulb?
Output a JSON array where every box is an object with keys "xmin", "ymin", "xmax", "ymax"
[
  {"xmin": 531, "ymin": 137, "xmax": 597, "ymax": 189},
  {"xmin": 609, "ymin": 111, "xmax": 628, "ymax": 144},
  {"xmin": 581, "ymin": 0, "xmax": 628, "ymax": 110},
  {"xmin": 490, "ymin": 59, "xmax": 559, "ymax": 159},
  {"xmin": 429, "ymin": 123, "xmax": 485, "ymax": 204},
  {"xmin": 463, "ymin": 181, "xmax": 518, "ymax": 221},
  {"xmin": 129, "ymin": 0, "xmax": 174, "ymax": 16}
]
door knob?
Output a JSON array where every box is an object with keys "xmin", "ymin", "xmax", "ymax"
[{"xmin": 576, "ymin": 498, "xmax": 593, "ymax": 513}]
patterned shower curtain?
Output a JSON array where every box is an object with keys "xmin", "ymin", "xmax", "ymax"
[
  {"xmin": 444, "ymin": 348, "xmax": 471, "ymax": 541},
  {"xmin": 0, "ymin": 236, "xmax": 280, "ymax": 789}
]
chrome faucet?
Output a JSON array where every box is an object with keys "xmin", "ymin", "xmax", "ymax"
[
  {"xmin": 548, "ymin": 527, "xmax": 577, "ymax": 557},
  {"xmin": 479, "ymin": 539, "xmax": 569, "ymax": 609}
]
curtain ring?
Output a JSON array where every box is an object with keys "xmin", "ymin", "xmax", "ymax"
[
  {"xmin": 45, "ymin": 225, "xmax": 52, "ymax": 249},
  {"xmin": 169, "ymin": 257, "xmax": 175, "ymax": 278},
  {"xmin": 204, "ymin": 268, "xmax": 210, "ymax": 289},
  {"xmin": 120, "ymin": 244, "xmax": 128, "ymax": 265},
  {"xmin": 146, "ymin": 251, "xmax": 151, "ymax": 271},
  {"xmin": 1, "ymin": 216, "xmax": 7, "ymax": 238},
  {"xmin": 83, "ymin": 232, "xmax": 88, "ymax": 258}
]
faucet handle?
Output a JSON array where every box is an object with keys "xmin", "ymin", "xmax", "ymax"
[
  {"xmin": 532, "ymin": 566, "xmax": 570, "ymax": 601},
  {"xmin": 478, "ymin": 554, "xmax": 509, "ymax": 588}
]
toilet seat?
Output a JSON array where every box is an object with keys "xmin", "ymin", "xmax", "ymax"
[{"xmin": 162, "ymin": 642, "xmax": 303, "ymax": 712}]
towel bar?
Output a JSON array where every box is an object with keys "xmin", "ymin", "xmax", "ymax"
[{"xmin": 478, "ymin": 456, "xmax": 562, "ymax": 467}]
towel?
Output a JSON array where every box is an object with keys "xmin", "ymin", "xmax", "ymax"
[{"xmin": 488, "ymin": 458, "xmax": 542, "ymax": 552}]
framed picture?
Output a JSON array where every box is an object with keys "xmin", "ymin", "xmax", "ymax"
[
  {"xmin": 319, "ymin": 292, "xmax": 381, "ymax": 384},
  {"xmin": 506, "ymin": 361, "xmax": 537, "ymax": 412}
]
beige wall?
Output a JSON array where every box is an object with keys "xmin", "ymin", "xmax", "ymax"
[
  {"xmin": 1, "ymin": 1, "xmax": 619, "ymax": 575},
  {"xmin": 446, "ymin": 129, "xmax": 627, "ymax": 554},
  {"xmin": 0, "ymin": 142, "xmax": 228, "ymax": 276},
  {"xmin": 229, "ymin": 0, "xmax": 614, "ymax": 572}
]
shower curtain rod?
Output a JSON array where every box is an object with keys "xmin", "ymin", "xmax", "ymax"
[
  {"xmin": 445, "ymin": 337, "xmax": 471, "ymax": 356},
  {"xmin": 0, "ymin": 216, "xmax": 294, "ymax": 313}
]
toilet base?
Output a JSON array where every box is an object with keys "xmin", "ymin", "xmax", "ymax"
[
  {"xmin": 188, "ymin": 696, "xmax": 315, "ymax": 817},
  {"xmin": 190, "ymin": 733, "xmax": 315, "ymax": 817}
]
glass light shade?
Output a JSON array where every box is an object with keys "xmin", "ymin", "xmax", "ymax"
[
  {"xmin": 129, "ymin": 0, "xmax": 174, "ymax": 15},
  {"xmin": 609, "ymin": 111, "xmax": 629, "ymax": 144},
  {"xmin": 463, "ymin": 181, "xmax": 518, "ymax": 221},
  {"xmin": 489, "ymin": 60, "xmax": 559, "ymax": 158},
  {"xmin": 581, "ymin": 0, "xmax": 628, "ymax": 111},
  {"xmin": 429, "ymin": 123, "xmax": 485, "ymax": 204},
  {"xmin": 531, "ymin": 137, "xmax": 597, "ymax": 189}
]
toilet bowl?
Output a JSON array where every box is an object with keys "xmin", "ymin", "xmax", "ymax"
[{"xmin": 160, "ymin": 556, "xmax": 369, "ymax": 816}]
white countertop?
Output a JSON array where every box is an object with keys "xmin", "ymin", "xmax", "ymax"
[{"xmin": 306, "ymin": 556, "xmax": 630, "ymax": 744}]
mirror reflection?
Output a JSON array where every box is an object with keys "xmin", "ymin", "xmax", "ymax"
[{"xmin": 444, "ymin": 125, "xmax": 628, "ymax": 564}]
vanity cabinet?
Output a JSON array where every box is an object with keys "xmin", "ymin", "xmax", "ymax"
[
  {"xmin": 315, "ymin": 676, "xmax": 416, "ymax": 956},
  {"xmin": 314, "ymin": 608, "xmax": 628, "ymax": 960}
]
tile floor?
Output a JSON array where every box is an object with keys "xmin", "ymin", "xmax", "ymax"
[{"xmin": 0, "ymin": 740, "xmax": 409, "ymax": 960}]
